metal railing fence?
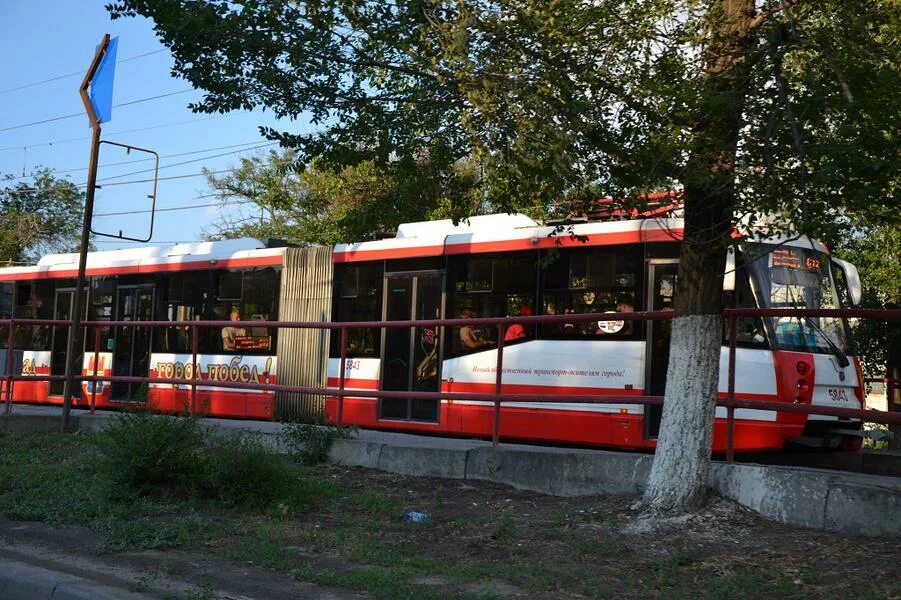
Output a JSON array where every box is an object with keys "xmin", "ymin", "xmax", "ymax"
[{"xmin": 1, "ymin": 307, "xmax": 899, "ymax": 462}]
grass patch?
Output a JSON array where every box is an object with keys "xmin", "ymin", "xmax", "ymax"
[
  {"xmin": 89, "ymin": 411, "xmax": 336, "ymax": 513},
  {"xmin": 1, "ymin": 429, "xmax": 898, "ymax": 600},
  {"xmin": 90, "ymin": 410, "xmax": 209, "ymax": 500},
  {"xmin": 280, "ymin": 419, "xmax": 357, "ymax": 465}
]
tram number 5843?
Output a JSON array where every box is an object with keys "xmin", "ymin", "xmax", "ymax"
[{"xmin": 827, "ymin": 388, "xmax": 850, "ymax": 403}]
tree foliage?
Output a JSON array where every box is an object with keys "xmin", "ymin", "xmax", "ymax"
[
  {"xmin": 108, "ymin": 0, "xmax": 898, "ymax": 240},
  {"xmin": 204, "ymin": 149, "xmax": 486, "ymax": 244},
  {"xmin": 837, "ymin": 226, "xmax": 901, "ymax": 379},
  {"xmin": 0, "ymin": 169, "xmax": 85, "ymax": 264}
]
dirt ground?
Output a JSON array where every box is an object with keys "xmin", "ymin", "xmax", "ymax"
[{"xmin": 2, "ymin": 463, "xmax": 900, "ymax": 599}]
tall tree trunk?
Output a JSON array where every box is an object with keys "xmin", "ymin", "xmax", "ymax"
[{"xmin": 640, "ymin": 0, "xmax": 755, "ymax": 514}]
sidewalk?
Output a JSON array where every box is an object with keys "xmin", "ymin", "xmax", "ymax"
[{"xmin": 0, "ymin": 520, "xmax": 366, "ymax": 600}]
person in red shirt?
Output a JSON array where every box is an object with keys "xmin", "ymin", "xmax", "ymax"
[{"xmin": 504, "ymin": 305, "xmax": 533, "ymax": 341}]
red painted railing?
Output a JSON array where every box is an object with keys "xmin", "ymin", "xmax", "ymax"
[{"xmin": 1, "ymin": 308, "xmax": 899, "ymax": 463}]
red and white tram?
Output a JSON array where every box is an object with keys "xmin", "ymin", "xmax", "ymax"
[
  {"xmin": 323, "ymin": 207, "xmax": 865, "ymax": 452},
  {"xmin": 0, "ymin": 203, "xmax": 864, "ymax": 452},
  {"xmin": 0, "ymin": 239, "xmax": 284, "ymax": 419}
]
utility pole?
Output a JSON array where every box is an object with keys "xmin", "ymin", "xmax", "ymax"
[{"xmin": 60, "ymin": 34, "xmax": 111, "ymax": 431}]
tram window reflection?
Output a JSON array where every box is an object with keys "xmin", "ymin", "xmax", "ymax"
[
  {"xmin": 0, "ymin": 282, "xmax": 12, "ymax": 350},
  {"xmin": 154, "ymin": 268, "xmax": 280, "ymax": 355},
  {"xmin": 539, "ymin": 247, "xmax": 641, "ymax": 339},
  {"xmin": 448, "ymin": 252, "xmax": 538, "ymax": 355},
  {"xmin": 726, "ymin": 260, "xmax": 767, "ymax": 348},
  {"xmin": 12, "ymin": 281, "xmax": 53, "ymax": 350},
  {"xmin": 331, "ymin": 262, "xmax": 383, "ymax": 358},
  {"xmin": 215, "ymin": 268, "xmax": 279, "ymax": 354}
]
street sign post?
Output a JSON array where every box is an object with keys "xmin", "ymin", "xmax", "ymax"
[{"xmin": 60, "ymin": 34, "xmax": 113, "ymax": 431}]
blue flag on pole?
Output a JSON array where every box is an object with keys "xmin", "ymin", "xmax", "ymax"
[{"xmin": 90, "ymin": 36, "xmax": 118, "ymax": 124}]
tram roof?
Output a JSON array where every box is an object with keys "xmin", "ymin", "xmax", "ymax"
[
  {"xmin": 333, "ymin": 212, "xmax": 687, "ymax": 263},
  {"xmin": 0, "ymin": 238, "xmax": 285, "ymax": 281},
  {"xmin": 332, "ymin": 211, "xmax": 828, "ymax": 263}
]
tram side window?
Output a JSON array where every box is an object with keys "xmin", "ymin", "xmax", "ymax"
[
  {"xmin": 213, "ymin": 268, "xmax": 280, "ymax": 354},
  {"xmin": 539, "ymin": 247, "xmax": 641, "ymax": 339},
  {"xmin": 0, "ymin": 282, "xmax": 12, "ymax": 349},
  {"xmin": 11, "ymin": 281, "xmax": 53, "ymax": 350},
  {"xmin": 155, "ymin": 271, "xmax": 209, "ymax": 354},
  {"xmin": 727, "ymin": 259, "xmax": 767, "ymax": 348},
  {"xmin": 448, "ymin": 252, "xmax": 538, "ymax": 355},
  {"xmin": 331, "ymin": 262, "xmax": 383, "ymax": 358},
  {"xmin": 90, "ymin": 277, "xmax": 115, "ymax": 353}
]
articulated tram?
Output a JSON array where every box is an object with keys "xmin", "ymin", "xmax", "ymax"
[{"xmin": 0, "ymin": 204, "xmax": 864, "ymax": 451}]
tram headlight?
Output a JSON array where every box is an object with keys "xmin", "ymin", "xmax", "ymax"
[{"xmin": 796, "ymin": 361, "xmax": 810, "ymax": 375}]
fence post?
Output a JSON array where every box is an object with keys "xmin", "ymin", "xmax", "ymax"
[
  {"xmin": 493, "ymin": 323, "xmax": 506, "ymax": 446},
  {"xmin": 90, "ymin": 326, "xmax": 101, "ymax": 415},
  {"xmin": 337, "ymin": 327, "xmax": 348, "ymax": 426},
  {"xmin": 4, "ymin": 319, "xmax": 15, "ymax": 415},
  {"xmin": 191, "ymin": 324, "xmax": 199, "ymax": 414},
  {"xmin": 726, "ymin": 315, "xmax": 737, "ymax": 463}
]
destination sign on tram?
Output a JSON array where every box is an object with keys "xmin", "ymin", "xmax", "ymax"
[
  {"xmin": 771, "ymin": 247, "xmax": 821, "ymax": 271},
  {"xmin": 234, "ymin": 335, "xmax": 272, "ymax": 351}
]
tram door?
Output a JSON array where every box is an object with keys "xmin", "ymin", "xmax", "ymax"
[
  {"xmin": 380, "ymin": 272, "xmax": 444, "ymax": 421},
  {"xmin": 645, "ymin": 261, "xmax": 678, "ymax": 437},
  {"xmin": 112, "ymin": 286, "xmax": 154, "ymax": 401},
  {"xmin": 50, "ymin": 289, "xmax": 77, "ymax": 396}
]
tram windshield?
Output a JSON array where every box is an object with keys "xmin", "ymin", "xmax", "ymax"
[{"xmin": 745, "ymin": 243, "xmax": 850, "ymax": 355}]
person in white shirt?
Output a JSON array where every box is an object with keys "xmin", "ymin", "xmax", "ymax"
[{"xmin": 221, "ymin": 309, "xmax": 245, "ymax": 350}]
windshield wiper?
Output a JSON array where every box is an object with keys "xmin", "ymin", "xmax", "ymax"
[
  {"xmin": 781, "ymin": 284, "xmax": 850, "ymax": 368},
  {"xmin": 801, "ymin": 315, "xmax": 850, "ymax": 368}
]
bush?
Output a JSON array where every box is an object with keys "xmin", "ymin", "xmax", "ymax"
[
  {"xmin": 202, "ymin": 433, "xmax": 300, "ymax": 511},
  {"xmin": 93, "ymin": 411, "xmax": 329, "ymax": 513},
  {"xmin": 280, "ymin": 420, "xmax": 357, "ymax": 465},
  {"xmin": 91, "ymin": 410, "xmax": 207, "ymax": 499}
]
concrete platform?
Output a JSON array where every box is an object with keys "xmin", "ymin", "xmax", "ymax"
[{"xmin": 3, "ymin": 405, "xmax": 900, "ymax": 537}]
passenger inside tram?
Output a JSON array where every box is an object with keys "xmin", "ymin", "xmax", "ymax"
[
  {"xmin": 458, "ymin": 309, "xmax": 491, "ymax": 350},
  {"xmin": 616, "ymin": 294, "xmax": 635, "ymax": 335},
  {"xmin": 504, "ymin": 305, "xmax": 533, "ymax": 341},
  {"xmin": 221, "ymin": 308, "xmax": 246, "ymax": 351}
]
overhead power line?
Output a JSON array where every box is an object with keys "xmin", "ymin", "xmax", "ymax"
[
  {"xmin": 5, "ymin": 136, "xmax": 300, "ymax": 194},
  {"xmin": 94, "ymin": 239, "xmax": 193, "ymax": 245},
  {"xmin": 0, "ymin": 49, "xmax": 168, "ymax": 96},
  {"xmin": 96, "ymin": 141, "xmax": 278, "ymax": 183},
  {"xmin": 0, "ymin": 115, "xmax": 227, "ymax": 153},
  {"xmin": 97, "ymin": 167, "xmax": 239, "ymax": 188},
  {"xmin": 0, "ymin": 88, "xmax": 195, "ymax": 133},
  {"xmin": 94, "ymin": 196, "xmax": 256, "ymax": 218},
  {"xmin": 6, "ymin": 139, "xmax": 279, "ymax": 180}
]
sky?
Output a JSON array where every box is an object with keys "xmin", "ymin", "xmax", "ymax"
[{"xmin": 0, "ymin": 1, "xmax": 304, "ymax": 253}]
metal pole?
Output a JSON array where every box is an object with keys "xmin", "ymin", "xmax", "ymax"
[
  {"xmin": 90, "ymin": 326, "xmax": 100, "ymax": 414},
  {"xmin": 191, "ymin": 324, "xmax": 199, "ymax": 414},
  {"xmin": 337, "ymin": 327, "xmax": 348, "ymax": 426},
  {"xmin": 62, "ymin": 33, "xmax": 110, "ymax": 432},
  {"xmin": 726, "ymin": 315, "xmax": 737, "ymax": 463},
  {"xmin": 4, "ymin": 319, "xmax": 15, "ymax": 415},
  {"xmin": 493, "ymin": 324, "xmax": 506, "ymax": 446}
]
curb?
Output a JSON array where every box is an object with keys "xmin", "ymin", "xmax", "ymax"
[
  {"xmin": 0, "ymin": 558, "xmax": 149, "ymax": 600},
  {"xmin": 329, "ymin": 435, "xmax": 901, "ymax": 537}
]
